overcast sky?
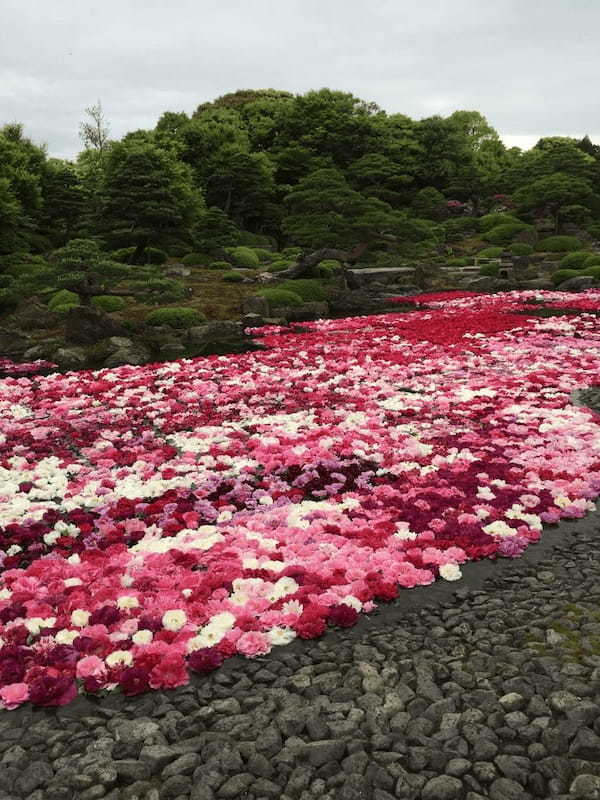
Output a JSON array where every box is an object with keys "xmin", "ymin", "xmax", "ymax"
[{"xmin": 2, "ymin": 0, "xmax": 599, "ymax": 160}]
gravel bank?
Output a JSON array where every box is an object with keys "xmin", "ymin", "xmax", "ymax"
[{"xmin": 2, "ymin": 392, "xmax": 600, "ymax": 800}]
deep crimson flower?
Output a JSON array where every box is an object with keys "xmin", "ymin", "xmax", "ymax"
[
  {"xmin": 328, "ymin": 604, "xmax": 359, "ymax": 627},
  {"xmin": 188, "ymin": 648, "xmax": 224, "ymax": 673},
  {"xmin": 89, "ymin": 605, "xmax": 121, "ymax": 627},
  {"xmin": 27, "ymin": 668, "xmax": 77, "ymax": 707},
  {"xmin": 119, "ymin": 667, "xmax": 151, "ymax": 696}
]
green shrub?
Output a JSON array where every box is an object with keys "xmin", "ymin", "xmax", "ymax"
[
  {"xmin": 208, "ymin": 260, "xmax": 232, "ymax": 270},
  {"xmin": 482, "ymin": 222, "xmax": 531, "ymax": 244},
  {"xmin": 443, "ymin": 217, "xmax": 479, "ymax": 239},
  {"xmin": 169, "ymin": 245, "xmax": 188, "ymax": 258},
  {"xmin": 477, "ymin": 246, "xmax": 504, "ymax": 258},
  {"xmin": 111, "ymin": 247, "xmax": 136, "ymax": 264},
  {"xmin": 52, "ymin": 303, "xmax": 79, "ymax": 315},
  {"xmin": 0, "ymin": 288, "xmax": 17, "ymax": 311},
  {"xmin": 182, "ymin": 252, "xmax": 209, "ymax": 266},
  {"xmin": 49, "ymin": 289, "xmax": 79, "ymax": 311},
  {"xmin": 584, "ymin": 254, "xmax": 600, "ymax": 268},
  {"xmin": 480, "ymin": 264, "xmax": 500, "ymax": 277},
  {"xmin": 585, "ymin": 222, "xmax": 600, "ymax": 238},
  {"xmin": 447, "ymin": 257, "xmax": 470, "ymax": 267},
  {"xmin": 238, "ymin": 231, "xmax": 272, "ymax": 246},
  {"xmin": 479, "ymin": 213, "xmax": 522, "ymax": 232},
  {"xmin": 258, "ymin": 288, "xmax": 304, "ymax": 307},
  {"xmin": 281, "ymin": 247, "xmax": 302, "ymax": 259},
  {"xmin": 560, "ymin": 251, "xmax": 591, "ymax": 269},
  {"xmin": 267, "ymin": 259, "xmax": 294, "ymax": 273},
  {"xmin": 277, "ymin": 279, "xmax": 329, "ymax": 302},
  {"xmin": 227, "ymin": 246, "xmax": 260, "ymax": 268},
  {"xmin": 252, "ymin": 248, "xmax": 274, "ymax": 262},
  {"xmin": 91, "ymin": 295, "xmax": 127, "ymax": 312},
  {"xmin": 582, "ymin": 266, "xmax": 600, "ymax": 280},
  {"xmin": 510, "ymin": 243, "xmax": 533, "ymax": 256},
  {"xmin": 145, "ymin": 307, "xmax": 204, "ymax": 328},
  {"xmin": 221, "ymin": 271, "xmax": 244, "ymax": 283},
  {"xmin": 550, "ymin": 269, "xmax": 580, "ymax": 286},
  {"xmin": 144, "ymin": 247, "xmax": 168, "ymax": 265},
  {"xmin": 537, "ymin": 236, "xmax": 582, "ymax": 253}
]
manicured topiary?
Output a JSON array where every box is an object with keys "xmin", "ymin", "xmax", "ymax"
[
  {"xmin": 510, "ymin": 243, "xmax": 533, "ymax": 256},
  {"xmin": 482, "ymin": 222, "xmax": 531, "ymax": 244},
  {"xmin": 238, "ymin": 231, "xmax": 272, "ymax": 246},
  {"xmin": 208, "ymin": 261, "xmax": 232, "ymax": 270},
  {"xmin": 267, "ymin": 260, "xmax": 294, "ymax": 273},
  {"xmin": 258, "ymin": 288, "xmax": 304, "ymax": 307},
  {"xmin": 447, "ymin": 257, "xmax": 470, "ymax": 267},
  {"xmin": 477, "ymin": 246, "xmax": 504, "ymax": 259},
  {"xmin": 277, "ymin": 279, "xmax": 329, "ymax": 302},
  {"xmin": 91, "ymin": 295, "xmax": 127, "ymax": 312},
  {"xmin": 316, "ymin": 259, "xmax": 343, "ymax": 278},
  {"xmin": 182, "ymin": 252, "xmax": 209, "ymax": 266},
  {"xmin": 228, "ymin": 247, "xmax": 260, "ymax": 268},
  {"xmin": 52, "ymin": 303, "xmax": 80, "ymax": 315},
  {"xmin": 583, "ymin": 254, "xmax": 600, "ymax": 268},
  {"xmin": 252, "ymin": 248, "xmax": 274, "ymax": 262},
  {"xmin": 550, "ymin": 269, "xmax": 580, "ymax": 286},
  {"xmin": 48, "ymin": 289, "xmax": 79, "ymax": 311},
  {"xmin": 480, "ymin": 264, "xmax": 500, "ymax": 277},
  {"xmin": 559, "ymin": 251, "xmax": 591, "ymax": 269},
  {"xmin": 143, "ymin": 247, "xmax": 168, "ymax": 265},
  {"xmin": 111, "ymin": 247, "xmax": 136, "ymax": 264},
  {"xmin": 145, "ymin": 307, "xmax": 205, "ymax": 328},
  {"xmin": 221, "ymin": 271, "xmax": 244, "ymax": 283},
  {"xmin": 479, "ymin": 213, "xmax": 522, "ymax": 231},
  {"xmin": 537, "ymin": 236, "xmax": 582, "ymax": 253},
  {"xmin": 582, "ymin": 266, "xmax": 600, "ymax": 280},
  {"xmin": 281, "ymin": 247, "xmax": 302, "ymax": 259}
]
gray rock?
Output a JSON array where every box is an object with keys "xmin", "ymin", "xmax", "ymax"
[
  {"xmin": 114, "ymin": 760, "xmax": 152, "ymax": 783},
  {"xmin": 111, "ymin": 718, "xmax": 160, "ymax": 742},
  {"xmin": 65, "ymin": 306, "xmax": 127, "ymax": 344},
  {"xmin": 445, "ymin": 758, "xmax": 471, "ymax": 777},
  {"xmin": 569, "ymin": 727, "xmax": 600, "ymax": 760},
  {"xmin": 489, "ymin": 777, "xmax": 528, "ymax": 800},
  {"xmin": 217, "ymin": 773, "xmax": 254, "ymax": 798},
  {"xmin": 159, "ymin": 774, "xmax": 192, "ymax": 799},
  {"xmin": 103, "ymin": 343, "xmax": 151, "ymax": 367},
  {"xmin": 242, "ymin": 296, "xmax": 270, "ymax": 316},
  {"xmin": 421, "ymin": 775, "xmax": 464, "ymax": 799},
  {"xmin": 498, "ymin": 693, "xmax": 526, "ymax": 712},
  {"xmin": 162, "ymin": 753, "xmax": 201, "ymax": 778},
  {"xmin": 13, "ymin": 762, "xmax": 54, "ymax": 795},
  {"xmin": 558, "ymin": 275, "xmax": 597, "ymax": 291},
  {"xmin": 570, "ymin": 773, "xmax": 600, "ymax": 799},
  {"xmin": 139, "ymin": 744, "xmax": 178, "ymax": 771},
  {"xmin": 54, "ymin": 346, "xmax": 87, "ymax": 369},
  {"xmin": 302, "ymin": 739, "xmax": 346, "ymax": 767},
  {"xmin": 549, "ymin": 690, "xmax": 580, "ymax": 714}
]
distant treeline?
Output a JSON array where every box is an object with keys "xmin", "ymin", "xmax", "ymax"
[{"xmin": 2, "ymin": 88, "xmax": 600, "ymax": 261}]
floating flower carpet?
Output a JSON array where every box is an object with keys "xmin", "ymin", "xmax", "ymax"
[{"xmin": 1, "ymin": 289, "xmax": 600, "ymax": 709}]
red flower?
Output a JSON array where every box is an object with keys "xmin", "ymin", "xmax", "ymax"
[
  {"xmin": 188, "ymin": 648, "xmax": 224, "ymax": 673},
  {"xmin": 119, "ymin": 667, "xmax": 151, "ymax": 696},
  {"xmin": 328, "ymin": 604, "xmax": 359, "ymax": 627}
]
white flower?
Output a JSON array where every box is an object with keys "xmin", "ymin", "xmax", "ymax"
[
  {"xmin": 67, "ymin": 553, "xmax": 81, "ymax": 565},
  {"xmin": 267, "ymin": 627, "xmax": 297, "ymax": 646},
  {"xmin": 43, "ymin": 531, "xmax": 60, "ymax": 546},
  {"xmin": 483, "ymin": 520, "xmax": 516, "ymax": 538},
  {"xmin": 6, "ymin": 545, "xmax": 21, "ymax": 556},
  {"xmin": 340, "ymin": 595, "xmax": 362, "ymax": 612},
  {"xmin": 132, "ymin": 629, "xmax": 153, "ymax": 646},
  {"xmin": 55, "ymin": 629, "xmax": 79, "ymax": 645},
  {"xmin": 182, "ymin": 588, "xmax": 192, "ymax": 598},
  {"xmin": 187, "ymin": 611, "xmax": 235, "ymax": 651},
  {"xmin": 439, "ymin": 563, "xmax": 462, "ymax": 581},
  {"xmin": 117, "ymin": 595, "xmax": 139, "ymax": 610},
  {"xmin": 281, "ymin": 599, "xmax": 303, "ymax": 616},
  {"xmin": 0, "ymin": 589, "xmax": 12, "ymax": 601},
  {"xmin": 162, "ymin": 609, "xmax": 187, "ymax": 631},
  {"xmin": 105, "ymin": 650, "xmax": 133, "ymax": 668},
  {"xmin": 476, "ymin": 486, "xmax": 496, "ymax": 501},
  {"xmin": 64, "ymin": 578, "xmax": 82, "ymax": 588},
  {"xmin": 71, "ymin": 609, "xmax": 91, "ymax": 627},
  {"xmin": 121, "ymin": 574, "xmax": 134, "ymax": 587},
  {"xmin": 24, "ymin": 617, "xmax": 56, "ymax": 635}
]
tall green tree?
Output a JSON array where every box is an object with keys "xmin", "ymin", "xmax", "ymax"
[
  {"xmin": 101, "ymin": 141, "xmax": 204, "ymax": 261},
  {"xmin": 514, "ymin": 172, "xmax": 596, "ymax": 231}
]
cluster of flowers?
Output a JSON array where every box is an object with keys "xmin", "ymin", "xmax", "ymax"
[
  {"xmin": 0, "ymin": 359, "xmax": 58, "ymax": 378},
  {"xmin": 1, "ymin": 290, "xmax": 600, "ymax": 708}
]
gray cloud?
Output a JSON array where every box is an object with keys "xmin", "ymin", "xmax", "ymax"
[{"xmin": 1, "ymin": 0, "xmax": 599, "ymax": 159}]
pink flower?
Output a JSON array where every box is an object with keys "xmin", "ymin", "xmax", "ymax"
[
  {"xmin": 0, "ymin": 682, "xmax": 29, "ymax": 709},
  {"xmin": 76, "ymin": 655, "xmax": 106, "ymax": 680},
  {"xmin": 236, "ymin": 631, "xmax": 271, "ymax": 657}
]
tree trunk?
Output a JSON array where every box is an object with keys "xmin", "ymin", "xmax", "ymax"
[{"xmin": 278, "ymin": 243, "xmax": 369, "ymax": 280}]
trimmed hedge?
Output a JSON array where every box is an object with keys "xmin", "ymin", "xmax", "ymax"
[
  {"xmin": 537, "ymin": 236, "xmax": 582, "ymax": 253},
  {"xmin": 228, "ymin": 246, "xmax": 260, "ymax": 268},
  {"xmin": 258, "ymin": 288, "xmax": 304, "ymax": 307},
  {"xmin": 482, "ymin": 222, "xmax": 531, "ymax": 244},
  {"xmin": 480, "ymin": 264, "xmax": 500, "ymax": 277},
  {"xmin": 479, "ymin": 213, "xmax": 522, "ymax": 232},
  {"xmin": 145, "ymin": 307, "xmax": 205, "ymax": 328},
  {"xmin": 182, "ymin": 252, "xmax": 210, "ymax": 266},
  {"xmin": 252, "ymin": 248, "xmax": 275, "ymax": 262},
  {"xmin": 550, "ymin": 269, "xmax": 580, "ymax": 286},
  {"xmin": 221, "ymin": 271, "xmax": 244, "ymax": 283},
  {"xmin": 277, "ymin": 279, "xmax": 329, "ymax": 302},
  {"xmin": 267, "ymin": 260, "xmax": 294, "ymax": 273},
  {"xmin": 510, "ymin": 243, "xmax": 533, "ymax": 256},
  {"xmin": 91, "ymin": 295, "xmax": 127, "ymax": 312},
  {"xmin": 112, "ymin": 247, "xmax": 167, "ymax": 264},
  {"xmin": 559, "ymin": 251, "xmax": 592, "ymax": 269},
  {"xmin": 584, "ymin": 254, "xmax": 600, "ymax": 268},
  {"xmin": 478, "ymin": 247, "xmax": 504, "ymax": 259},
  {"xmin": 447, "ymin": 257, "xmax": 470, "ymax": 267},
  {"xmin": 49, "ymin": 289, "xmax": 79, "ymax": 311},
  {"xmin": 208, "ymin": 261, "xmax": 232, "ymax": 270},
  {"xmin": 582, "ymin": 266, "xmax": 600, "ymax": 279}
]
